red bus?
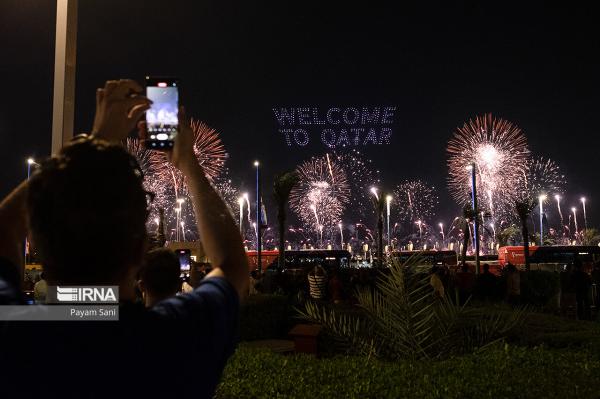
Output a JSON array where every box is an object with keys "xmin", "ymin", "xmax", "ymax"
[{"xmin": 498, "ymin": 245, "xmax": 600, "ymax": 272}]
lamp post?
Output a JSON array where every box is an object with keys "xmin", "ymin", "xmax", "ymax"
[
  {"xmin": 370, "ymin": 187, "xmax": 384, "ymax": 267},
  {"xmin": 174, "ymin": 207, "xmax": 181, "ymax": 241},
  {"xmin": 467, "ymin": 163, "xmax": 480, "ymax": 275},
  {"xmin": 176, "ymin": 198, "xmax": 185, "ymax": 242},
  {"xmin": 338, "ymin": 222, "xmax": 344, "ymax": 250},
  {"xmin": 581, "ymin": 197, "xmax": 588, "ymax": 232},
  {"xmin": 238, "ymin": 195, "xmax": 245, "ymax": 234},
  {"xmin": 386, "ymin": 195, "xmax": 392, "ymax": 248},
  {"xmin": 25, "ymin": 158, "xmax": 38, "ymax": 265},
  {"xmin": 439, "ymin": 222, "xmax": 444, "ymax": 249},
  {"xmin": 555, "ymin": 195, "xmax": 564, "ymax": 240},
  {"xmin": 254, "ymin": 161, "xmax": 262, "ymax": 275},
  {"xmin": 539, "ymin": 194, "xmax": 547, "ymax": 246},
  {"xmin": 572, "ymin": 207, "xmax": 578, "ymax": 240}
]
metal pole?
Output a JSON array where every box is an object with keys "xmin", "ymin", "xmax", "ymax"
[
  {"xmin": 255, "ymin": 162, "xmax": 262, "ymax": 276},
  {"xmin": 539, "ymin": 197, "xmax": 544, "ymax": 246},
  {"xmin": 470, "ymin": 163, "xmax": 480, "ymax": 275},
  {"xmin": 52, "ymin": 0, "xmax": 77, "ymax": 154}
]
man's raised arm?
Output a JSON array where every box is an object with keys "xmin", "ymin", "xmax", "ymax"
[{"xmin": 169, "ymin": 109, "xmax": 249, "ymax": 299}]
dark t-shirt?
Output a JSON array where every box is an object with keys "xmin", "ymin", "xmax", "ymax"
[{"xmin": 0, "ymin": 258, "xmax": 239, "ymax": 399}]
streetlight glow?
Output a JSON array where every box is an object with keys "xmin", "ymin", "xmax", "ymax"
[
  {"xmin": 27, "ymin": 158, "xmax": 35, "ymax": 165},
  {"xmin": 254, "ymin": 161, "xmax": 259, "ymax": 167}
]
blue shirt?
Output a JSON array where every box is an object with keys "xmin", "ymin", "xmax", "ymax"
[{"xmin": 0, "ymin": 258, "xmax": 239, "ymax": 399}]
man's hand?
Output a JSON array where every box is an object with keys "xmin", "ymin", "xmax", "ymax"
[
  {"xmin": 137, "ymin": 106, "xmax": 197, "ymax": 171},
  {"xmin": 168, "ymin": 107, "xmax": 197, "ymax": 172},
  {"xmin": 92, "ymin": 79, "xmax": 151, "ymax": 144}
]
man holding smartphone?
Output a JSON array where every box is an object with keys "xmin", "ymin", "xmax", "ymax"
[{"xmin": 0, "ymin": 79, "xmax": 248, "ymax": 398}]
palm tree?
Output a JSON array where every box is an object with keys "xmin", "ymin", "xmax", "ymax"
[
  {"xmin": 516, "ymin": 200, "xmax": 536, "ymax": 273},
  {"xmin": 273, "ymin": 171, "xmax": 299, "ymax": 270},
  {"xmin": 371, "ymin": 193, "xmax": 385, "ymax": 267}
]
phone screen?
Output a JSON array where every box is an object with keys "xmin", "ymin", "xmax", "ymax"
[
  {"xmin": 145, "ymin": 77, "xmax": 179, "ymax": 149},
  {"xmin": 177, "ymin": 249, "xmax": 191, "ymax": 272}
]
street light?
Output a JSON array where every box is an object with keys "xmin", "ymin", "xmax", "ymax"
[
  {"xmin": 338, "ymin": 222, "xmax": 344, "ymax": 249},
  {"xmin": 238, "ymin": 196, "xmax": 245, "ymax": 234},
  {"xmin": 439, "ymin": 222, "xmax": 445, "ymax": 248},
  {"xmin": 467, "ymin": 162, "xmax": 480, "ymax": 274},
  {"xmin": 555, "ymin": 195, "xmax": 564, "ymax": 232},
  {"xmin": 386, "ymin": 195, "xmax": 392, "ymax": 247},
  {"xmin": 539, "ymin": 194, "xmax": 547, "ymax": 246},
  {"xmin": 370, "ymin": 186, "xmax": 379, "ymax": 201},
  {"xmin": 572, "ymin": 207, "xmax": 579, "ymax": 238},
  {"xmin": 254, "ymin": 161, "xmax": 262, "ymax": 275},
  {"xmin": 581, "ymin": 197, "xmax": 588, "ymax": 232}
]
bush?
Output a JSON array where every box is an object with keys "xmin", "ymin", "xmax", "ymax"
[
  {"xmin": 216, "ymin": 345, "xmax": 600, "ymax": 398},
  {"xmin": 239, "ymin": 294, "xmax": 297, "ymax": 341},
  {"xmin": 520, "ymin": 271, "xmax": 560, "ymax": 309}
]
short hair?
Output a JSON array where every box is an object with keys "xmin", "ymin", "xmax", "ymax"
[
  {"xmin": 139, "ymin": 248, "xmax": 181, "ymax": 297},
  {"xmin": 27, "ymin": 137, "xmax": 148, "ymax": 284}
]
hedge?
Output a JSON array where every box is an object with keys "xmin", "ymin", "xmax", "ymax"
[
  {"xmin": 216, "ymin": 345, "xmax": 600, "ymax": 398},
  {"xmin": 239, "ymin": 294, "xmax": 297, "ymax": 341}
]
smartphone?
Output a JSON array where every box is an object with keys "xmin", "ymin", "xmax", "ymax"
[
  {"xmin": 144, "ymin": 76, "xmax": 179, "ymax": 149},
  {"xmin": 177, "ymin": 249, "xmax": 192, "ymax": 272}
]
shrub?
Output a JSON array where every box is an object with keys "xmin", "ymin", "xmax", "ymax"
[
  {"xmin": 216, "ymin": 345, "xmax": 600, "ymax": 399},
  {"xmin": 520, "ymin": 271, "xmax": 560, "ymax": 309},
  {"xmin": 298, "ymin": 259, "xmax": 527, "ymax": 360},
  {"xmin": 239, "ymin": 294, "xmax": 297, "ymax": 341}
]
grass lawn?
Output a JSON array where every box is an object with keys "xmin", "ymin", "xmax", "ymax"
[{"xmin": 228, "ymin": 296, "xmax": 600, "ymax": 398}]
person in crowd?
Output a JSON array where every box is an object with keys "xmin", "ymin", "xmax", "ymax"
[
  {"xmin": 0, "ymin": 79, "xmax": 248, "ymax": 398},
  {"xmin": 328, "ymin": 268, "xmax": 343, "ymax": 304},
  {"xmin": 572, "ymin": 259, "xmax": 591, "ymax": 320},
  {"xmin": 430, "ymin": 266, "xmax": 445, "ymax": 299},
  {"xmin": 591, "ymin": 261, "xmax": 600, "ymax": 309},
  {"xmin": 560, "ymin": 263, "xmax": 576, "ymax": 314},
  {"xmin": 455, "ymin": 264, "xmax": 475, "ymax": 305},
  {"xmin": 505, "ymin": 263, "xmax": 521, "ymax": 306},
  {"xmin": 308, "ymin": 264, "xmax": 328, "ymax": 300},
  {"xmin": 475, "ymin": 263, "xmax": 497, "ymax": 302},
  {"xmin": 33, "ymin": 271, "xmax": 47, "ymax": 304},
  {"xmin": 138, "ymin": 248, "xmax": 182, "ymax": 306},
  {"xmin": 249, "ymin": 269, "xmax": 260, "ymax": 295}
]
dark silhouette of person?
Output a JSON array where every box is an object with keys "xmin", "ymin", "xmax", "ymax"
[
  {"xmin": 476, "ymin": 263, "xmax": 498, "ymax": 302},
  {"xmin": 137, "ymin": 248, "xmax": 182, "ymax": 307},
  {"xmin": 572, "ymin": 259, "xmax": 591, "ymax": 320},
  {"xmin": 455, "ymin": 264, "xmax": 475, "ymax": 304},
  {"xmin": 0, "ymin": 80, "xmax": 249, "ymax": 398}
]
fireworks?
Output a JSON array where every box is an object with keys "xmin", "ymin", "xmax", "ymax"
[
  {"xmin": 447, "ymin": 113, "xmax": 530, "ymax": 218},
  {"xmin": 393, "ymin": 180, "xmax": 439, "ymax": 223},
  {"xmin": 127, "ymin": 119, "xmax": 229, "ymax": 242},
  {"xmin": 290, "ymin": 153, "xmax": 350, "ymax": 235},
  {"xmin": 334, "ymin": 149, "xmax": 381, "ymax": 222},
  {"xmin": 516, "ymin": 156, "xmax": 565, "ymax": 201}
]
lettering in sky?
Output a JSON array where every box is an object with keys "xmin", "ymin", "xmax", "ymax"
[{"xmin": 272, "ymin": 106, "xmax": 397, "ymax": 148}]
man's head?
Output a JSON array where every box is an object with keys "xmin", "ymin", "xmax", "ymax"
[
  {"xmin": 27, "ymin": 137, "xmax": 148, "ymax": 285},
  {"xmin": 138, "ymin": 248, "xmax": 181, "ymax": 306}
]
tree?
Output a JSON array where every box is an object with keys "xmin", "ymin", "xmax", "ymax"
[
  {"xmin": 582, "ymin": 228, "xmax": 600, "ymax": 246},
  {"xmin": 371, "ymin": 192, "xmax": 386, "ymax": 267},
  {"xmin": 273, "ymin": 171, "xmax": 299, "ymax": 270},
  {"xmin": 497, "ymin": 225, "xmax": 520, "ymax": 247},
  {"xmin": 516, "ymin": 200, "xmax": 536, "ymax": 273}
]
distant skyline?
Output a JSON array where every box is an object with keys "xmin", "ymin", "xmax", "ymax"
[{"xmin": 1, "ymin": 0, "xmax": 599, "ymax": 228}]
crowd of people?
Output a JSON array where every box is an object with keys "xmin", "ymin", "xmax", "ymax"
[{"xmin": 0, "ymin": 79, "xmax": 249, "ymax": 397}]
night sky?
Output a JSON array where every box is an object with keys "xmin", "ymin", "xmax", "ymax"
[{"xmin": 1, "ymin": 0, "xmax": 599, "ymax": 227}]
